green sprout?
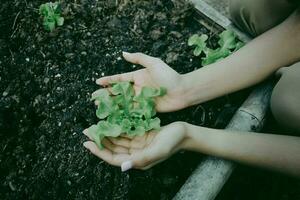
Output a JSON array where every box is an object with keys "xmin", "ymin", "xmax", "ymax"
[
  {"xmin": 188, "ymin": 30, "xmax": 244, "ymax": 66},
  {"xmin": 87, "ymin": 82, "xmax": 166, "ymax": 149},
  {"xmin": 39, "ymin": 2, "xmax": 64, "ymax": 32}
]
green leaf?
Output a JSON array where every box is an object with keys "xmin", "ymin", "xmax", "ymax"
[
  {"xmin": 88, "ymin": 81, "xmax": 167, "ymax": 149},
  {"xmin": 193, "ymin": 46, "xmax": 204, "ymax": 56},
  {"xmin": 128, "ymin": 126, "xmax": 145, "ymax": 136},
  {"xmin": 96, "ymin": 102, "xmax": 110, "ymax": 119},
  {"xmin": 44, "ymin": 20, "xmax": 56, "ymax": 32},
  {"xmin": 234, "ymin": 41, "xmax": 244, "ymax": 51},
  {"xmin": 145, "ymin": 117, "xmax": 160, "ymax": 131},
  {"xmin": 188, "ymin": 34, "xmax": 208, "ymax": 46},
  {"xmin": 56, "ymin": 17, "xmax": 64, "ymax": 26},
  {"xmin": 111, "ymin": 82, "xmax": 134, "ymax": 113},
  {"xmin": 98, "ymin": 121, "xmax": 122, "ymax": 137},
  {"xmin": 87, "ymin": 124, "xmax": 103, "ymax": 148},
  {"xmin": 218, "ymin": 30, "xmax": 237, "ymax": 50},
  {"xmin": 120, "ymin": 118, "xmax": 131, "ymax": 133},
  {"xmin": 201, "ymin": 48, "xmax": 230, "ymax": 66},
  {"xmin": 111, "ymin": 82, "xmax": 134, "ymax": 96},
  {"xmin": 39, "ymin": 4, "xmax": 50, "ymax": 16},
  {"xmin": 142, "ymin": 87, "xmax": 158, "ymax": 97},
  {"xmin": 91, "ymin": 89, "xmax": 110, "ymax": 101},
  {"xmin": 39, "ymin": 2, "xmax": 64, "ymax": 32},
  {"xmin": 107, "ymin": 110, "xmax": 123, "ymax": 124},
  {"xmin": 188, "ymin": 34, "xmax": 208, "ymax": 56},
  {"xmin": 93, "ymin": 89, "xmax": 116, "ymax": 119},
  {"xmin": 159, "ymin": 87, "xmax": 167, "ymax": 96},
  {"xmin": 136, "ymin": 86, "xmax": 166, "ymax": 99}
]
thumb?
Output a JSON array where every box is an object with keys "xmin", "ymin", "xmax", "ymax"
[{"xmin": 122, "ymin": 52, "xmax": 161, "ymax": 68}]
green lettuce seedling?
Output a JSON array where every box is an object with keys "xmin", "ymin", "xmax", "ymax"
[
  {"xmin": 87, "ymin": 82, "xmax": 166, "ymax": 148},
  {"xmin": 188, "ymin": 30, "xmax": 244, "ymax": 66},
  {"xmin": 39, "ymin": 2, "xmax": 64, "ymax": 32},
  {"xmin": 188, "ymin": 34, "xmax": 208, "ymax": 56}
]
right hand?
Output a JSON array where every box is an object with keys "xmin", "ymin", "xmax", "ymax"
[
  {"xmin": 96, "ymin": 52, "xmax": 188, "ymax": 112},
  {"xmin": 83, "ymin": 121, "xmax": 188, "ymax": 171}
]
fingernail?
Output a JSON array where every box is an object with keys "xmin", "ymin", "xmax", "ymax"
[
  {"xmin": 121, "ymin": 161, "xmax": 132, "ymax": 172},
  {"xmin": 83, "ymin": 142, "xmax": 90, "ymax": 149},
  {"xmin": 122, "ymin": 51, "xmax": 130, "ymax": 56},
  {"xmin": 96, "ymin": 79, "xmax": 101, "ymax": 85}
]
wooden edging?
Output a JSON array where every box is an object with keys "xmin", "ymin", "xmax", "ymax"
[{"xmin": 173, "ymin": 1, "xmax": 274, "ymax": 200}]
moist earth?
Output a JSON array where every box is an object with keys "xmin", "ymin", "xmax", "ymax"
[{"xmin": 0, "ymin": 0, "xmax": 247, "ymax": 199}]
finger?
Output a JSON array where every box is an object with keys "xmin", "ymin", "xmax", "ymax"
[
  {"xmin": 130, "ymin": 132, "xmax": 156, "ymax": 148},
  {"xmin": 108, "ymin": 137, "xmax": 131, "ymax": 148},
  {"xmin": 102, "ymin": 138, "xmax": 129, "ymax": 154},
  {"xmin": 110, "ymin": 133, "xmax": 146, "ymax": 147},
  {"xmin": 120, "ymin": 133, "xmax": 134, "ymax": 139},
  {"xmin": 146, "ymin": 132, "xmax": 156, "ymax": 146},
  {"xmin": 108, "ymin": 137, "xmax": 144, "ymax": 154},
  {"xmin": 122, "ymin": 52, "xmax": 161, "ymax": 68},
  {"xmin": 130, "ymin": 139, "xmax": 146, "ymax": 149},
  {"xmin": 96, "ymin": 72, "xmax": 134, "ymax": 86},
  {"xmin": 83, "ymin": 141, "xmax": 130, "ymax": 166},
  {"xmin": 141, "ymin": 158, "xmax": 165, "ymax": 170},
  {"xmin": 129, "ymin": 148, "xmax": 141, "ymax": 155}
]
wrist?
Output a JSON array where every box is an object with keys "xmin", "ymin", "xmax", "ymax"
[
  {"xmin": 172, "ymin": 74, "xmax": 191, "ymax": 110},
  {"xmin": 178, "ymin": 122, "xmax": 193, "ymax": 151},
  {"xmin": 180, "ymin": 73, "xmax": 203, "ymax": 108},
  {"xmin": 179, "ymin": 122, "xmax": 211, "ymax": 151}
]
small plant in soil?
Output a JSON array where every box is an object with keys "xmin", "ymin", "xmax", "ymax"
[
  {"xmin": 87, "ymin": 82, "xmax": 166, "ymax": 148},
  {"xmin": 188, "ymin": 30, "xmax": 244, "ymax": 66},
  {"xmin": 39, "ymin": 2, "xmax": 64, "ymax": 32}
]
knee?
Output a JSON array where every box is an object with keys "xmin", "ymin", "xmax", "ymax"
[
  {"xmin": 229, "ymin": 0, "xmax": 244, "ymax": 27},
  {"xmin": 229, "ymin": 0, "xmax": 294, "ymax": 36},
  {"xmin": 229, "ymin": 0, "xmax": 255, "ymax": 36},
  {"xmin": 270, "ymin": 82, "xmax": 300, "ymax": 132}
]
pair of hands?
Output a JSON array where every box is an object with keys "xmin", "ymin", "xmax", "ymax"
[{"xmin": 83, "ymin": 52, "xmax": 190, "ymax": 171}]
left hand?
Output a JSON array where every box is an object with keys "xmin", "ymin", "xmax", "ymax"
[{"xmin": 83, "ymin": 122, "xmax": 187, "ymax": 171}]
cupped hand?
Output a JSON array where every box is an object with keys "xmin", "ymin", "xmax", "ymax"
[
  {"xmin": 96, "ymin": 52, "xmax": 187, "ymax": 112},
  {"xmin": 83, "ymin": 122, "xmax": 187, "ymax": 171}
]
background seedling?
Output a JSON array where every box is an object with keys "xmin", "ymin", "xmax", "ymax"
[
  {"xmin": 39, "ymin": 2, "xmax": 64, "ymax": 32},
  {"xmin": 188, "ymin": 30, "xmax": 244, "ymax": 66}
]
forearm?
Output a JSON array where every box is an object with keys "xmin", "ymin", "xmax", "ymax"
[
  {"xmin": 181, "ymin": 123, "xmax": 300, "ymax": 177},
  {"xmin": 181, "ymin": 10, "xmax": 300, "ymax": 107}
]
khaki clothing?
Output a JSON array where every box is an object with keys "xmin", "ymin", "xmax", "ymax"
[{"xmin": 229, "ymin": 0, "xmax": 298, "ymax": 37}]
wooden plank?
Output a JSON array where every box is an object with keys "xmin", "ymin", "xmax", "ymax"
[
  {"xmin": 174, "ymin": 82, "xmax": 273, "ymax": 200},
  {"xmin": 189, "ymin": 0, "xmax": 251, "ymax": 42},
  {"xmin": 173, "ymin": 1, "xmax": 274, "ymax": 200}
]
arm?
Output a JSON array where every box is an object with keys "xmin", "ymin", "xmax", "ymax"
[
  {"xmin": 83, "ymin": 122, "xmax": 300, "ymax": 177},
  {"xmin": 182, "ymin": 123, "xmax": 300, "ymax": 177},
  {"xmin": 95, "ymin": 10, "xmax": 300, "ymax": 113},
  {"xmin": 182, "ymin": 9, "xmax": 300, "ymax": 107}
]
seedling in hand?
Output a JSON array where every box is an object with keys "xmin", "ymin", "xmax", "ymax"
[
  {"xmin": 86, "ymin": 81, "xmax": 166, "ymax": 148},
  {"xmin": 39, "ymin": 2, "xmax": 64, "ymax": 32}
]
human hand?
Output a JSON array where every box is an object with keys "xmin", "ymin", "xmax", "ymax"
[
  {"xmin": 96, "ymin": 52, "xmax": 188, "ymax": 112},
  {"xmin": 83, "ymin": 122, "xmax": 187, "ymax": 171}
]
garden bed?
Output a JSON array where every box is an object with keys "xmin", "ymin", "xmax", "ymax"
[{"xmin": 0, "ymin": 0, "xmax": 248, "ymax": 199}]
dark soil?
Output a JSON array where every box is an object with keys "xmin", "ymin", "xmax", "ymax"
[{"xmin": 0, "ymin": 0, "xmax": 254, "ymax": 199}]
